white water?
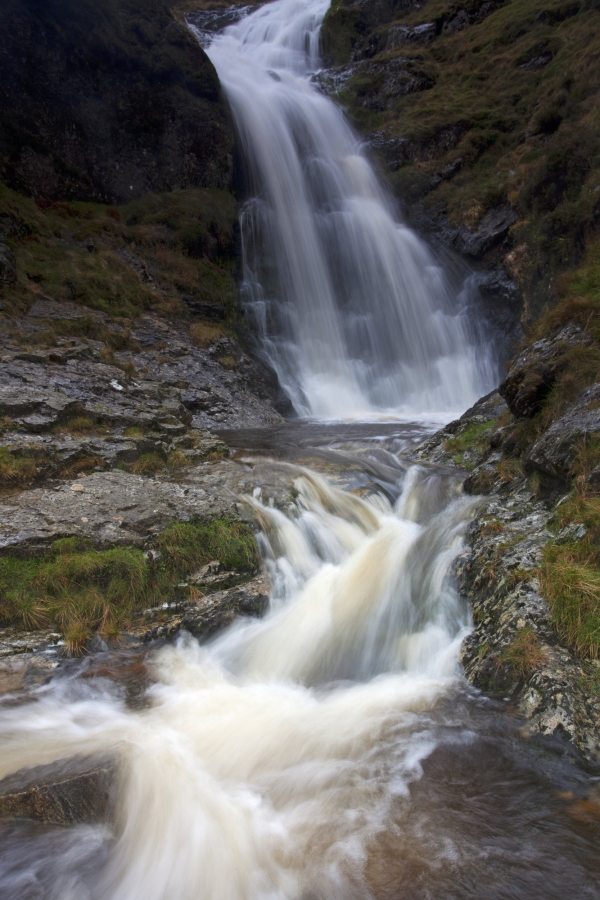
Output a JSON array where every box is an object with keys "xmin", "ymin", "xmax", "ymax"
[
  {"xmin": 0, "ymin": 463, "xmax": 480, "ymax": 899},
  {"xmin": 203, "ymin": 0, "xmax": 497, "ymax": 420}
]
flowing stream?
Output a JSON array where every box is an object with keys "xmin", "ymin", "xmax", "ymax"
[
  {"xmin": 202, "ymin": 0, "xmax": 497, "ymax": 420},
  {"xmin": 0, "ymin": 425, "xmax": 599, "ymax": 899},
  {"xmin": 0, "ymin": 3, "xmax": 599, "ymax": 897}
]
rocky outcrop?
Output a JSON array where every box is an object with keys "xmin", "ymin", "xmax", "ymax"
[
  {"xmin": 457, "ymin": 491, "xmax": 600, "ymax": 761},
  {"xmin": 526, "ymin": 383, "xmax": 600, "ymax": 485},
  {"xmin": 0, "ymin": 469, "xmax": 238, "ymax": 556},
  {"xmin": 0, "ymin": 0, "xmax": 234, "ymax": 203},
  {"xmin": 499, "ymin": 325, "xmax": 589, "ymax": 419},
  {"xmin": 0, "ymin": 299, "xmax": 282, "ymax": 436},
  {"xmin": 411, "ymin": 378, "xmax": 600, "ymax": 762}
]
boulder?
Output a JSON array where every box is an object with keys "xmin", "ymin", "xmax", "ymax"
[
  {"xmin": 456, "ymin": 204, "xmax": 516, "ymax": 258},
  {"xmin": 0, "ymin": 757, "xmax": 114, "ymax": 826},
  {"xmin": 499, "ymin": 325, "xmax": 589, "ymax": 418},
  {"xmin": 526, "ymin": 383, "xmax": 600, "ymax": 483}
]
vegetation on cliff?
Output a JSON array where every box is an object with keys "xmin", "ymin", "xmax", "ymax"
[
  {"xmin": 322, "ymin": 0, "xmax": 600, "ymax": 317},
  {"xmin": 0, "ymin": 183, "xmax": 240, "ymax": 326}
]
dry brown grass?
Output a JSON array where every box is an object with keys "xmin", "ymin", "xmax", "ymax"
[
  {"xmin": 499, "ymin": 627, "xmax": 546, "ymax": 680},
  {"xmin": 189, "ymin": 322, "xmax": 227, "ymax": 349}
]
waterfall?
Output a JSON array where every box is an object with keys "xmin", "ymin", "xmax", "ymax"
[{"xmin": 201, "ymin": 0, "xmax": 497, "ymax": 421}]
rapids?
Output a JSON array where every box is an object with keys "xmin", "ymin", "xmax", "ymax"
[
  {"xmin": 201, "ymin": 0, "xmax": 498, "ymax": 420},
  {"xmin": 0, "ymin": 427, "xmax": 599, "ymax": 899}
]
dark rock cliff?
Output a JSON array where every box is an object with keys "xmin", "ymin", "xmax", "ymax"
[{"xmin": 0, "ymin": 0, "xmax": 234, "ymax": 203}]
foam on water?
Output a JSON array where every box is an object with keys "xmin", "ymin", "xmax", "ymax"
[{"xmin": 0, "ymin": 464, "xmax": 479, "ymax": 899}]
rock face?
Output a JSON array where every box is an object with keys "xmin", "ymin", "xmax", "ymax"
[
  {"xmin": 457, "ymin": 492, "xmax": 600, "ymax": 761},
  {"xmin": 499, "ymin": 325, "xmax": 589, "ymax": 418},
  {"xmin": 526, "ymin": 383, "xmax": 600, "ymax": 484},
  {"xmin": 0, "ymin": 469, "xmax": 239, "ymax": 555},
  {"xmin": 410, "ymin": 386, "xmax": 600, "ymax": 762},
  {"xmin": 0, "ymin": 0, "xmax": 234, "ymax": 202}
]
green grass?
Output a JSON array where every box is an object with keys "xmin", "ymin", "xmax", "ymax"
[
  {"xmin": 540, "ymin": 492, "xmax": 600, "ymax": 658},
  {"xmin": 0, "ymin": 184, "xmax": 240, "ymax": 324},
  {"xmin": 0, "ymin": 519, "xmax": 259, "ymax": 653},
  {"xmin": 444, "ymin": 420, "xmax": 494, "ymax": 456},
  {"xmin": 0, "ymin": 447, "xmax": 37, "ymax": 490},
  {"xmin": 156, "ymin": 520, "xmax": 260, "ymax": 580}
]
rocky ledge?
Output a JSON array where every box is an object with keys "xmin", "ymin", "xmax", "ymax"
[{"xmin": 411, "ymin": 336, "xmax": 600, "ymax": 762}]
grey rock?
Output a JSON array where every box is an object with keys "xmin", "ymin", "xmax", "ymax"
[
  {"xmin": 456, "ymin": 205, "xmax": 517, "ymax": 258},
  {"xmin": 499, "ymin": 324, "xmax": 588, "ymax": 418},
  {"xmin": 0, "ymin": 468, "xmax": 240, "ymax": 555},
  {"xmin": 386, "ymin": 22, "xmax": 436, "ymax": 49},
  {"xmin": 413, "ymin": 393, "xmax": 600, "ymax": 761},
  {"xmin": 526, "ymin": 383, "xmax": 600, "ymax": 482},
  {"xmin": 138, "ymin": 574, "xmax": 269, "ymax": 643},
  {"xmin": 443, "ymin": 8, "xmax": 469, "ymax": 32}
]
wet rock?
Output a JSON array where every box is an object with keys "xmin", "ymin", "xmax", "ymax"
[
  {"xmin": 499, "ymin": 325, "xmax": 589, "ymax": 418},
  {"xmin": 414, "ymin": 395, "xmax": 600, "ymax": 762},
  {"xmin": 526, "ymin": 383, "xmax": 600, "ymax": 483},
  {"xmin": 0, "ymin": 758, "xmax": 115, "ymax": 826},
  {"xmin": 137, "ymin": 574, "xmax": 269, "ymax": 643},
  {"xmin": 0, "ymin": 241, "xmax": 16, "ymax": 285},
  {"xmin": 455, "ymin": 491, "xmax": 600, "ymax": 761},
  {"xmin": 0, "ymin": 468, "xmax": 239, "ymax": 555},
  {"xmin": 456, "ymin": 205, "xmax": 517, "ymax": 258},
  {"xmin": 0, "ymin": 305, "xmax": 282, "ymax": 433},
  {"xmin": 471, "ymin": 266, "xmax": 523, "ymax": 351}
]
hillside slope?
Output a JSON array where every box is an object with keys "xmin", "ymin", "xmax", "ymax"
[{"xmin": 321, "ymin": 0, "xmax": 600, "ymax": 320}]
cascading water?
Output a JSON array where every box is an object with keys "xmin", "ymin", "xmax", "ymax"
[
  {"xmin": 1, "ymin": 439, "xmax": 599, "ymax": 898},
  {"xmin": 201, "ymin": 0, "xmax": 497, "ymax": 420}
]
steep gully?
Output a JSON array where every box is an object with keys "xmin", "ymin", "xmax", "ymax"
[{"xmin": 0, "ymin": 1, "xmax": 598, "ymax": 897}]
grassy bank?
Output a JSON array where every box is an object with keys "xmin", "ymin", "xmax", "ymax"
[
  {"xmin": 0, "ymin": 184, "xmax": 239, "ymax": 327},
  {"xmin": 0, "ymin": 520, "xmax": 259, "ymax": 653}
]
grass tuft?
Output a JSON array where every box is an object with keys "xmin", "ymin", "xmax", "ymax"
[
  {"xmin": 499, "ymin": 626, "xmax": 546, "ymax": 680},
  {"xmin": 0, "ymin": 447, "xmax": 37, "ymax": 489},
  {"xmin": 0, "ymin": 519, "xmax": 259, "ymax": 652},
  {"xmin": 540, "ymin": 490, "xmax": 600, "ymax": 658}
]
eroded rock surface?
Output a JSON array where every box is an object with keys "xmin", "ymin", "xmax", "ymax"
[
  {"xmin": 0, "ymin": 758, "xmax": 115, "ymax": 826},
  {"xmin": 411, "ymin": 388, "xmax": 600, "ymax": 761}
]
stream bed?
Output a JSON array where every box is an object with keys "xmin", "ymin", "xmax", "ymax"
[{"xmin": 0, "ymin": 422, "xmax": 599, "ymax": 900}]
